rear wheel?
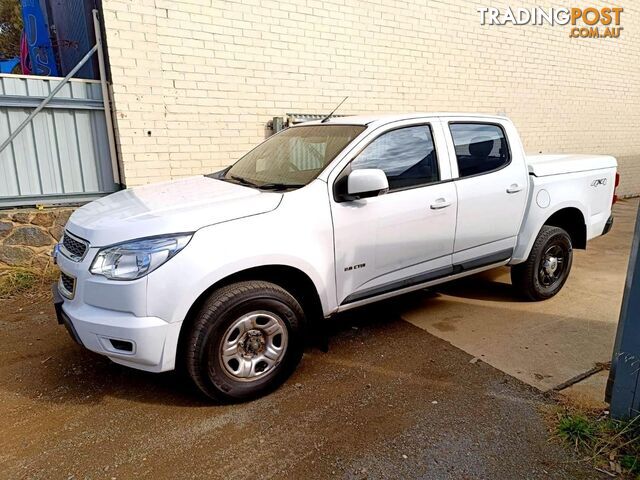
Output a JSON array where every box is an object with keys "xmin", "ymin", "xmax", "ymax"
[
  {"xmin": 511, "ymin": 225, "xmax": 573, "ymax": 301},
  {"xmin": 185, "ymin": 281, "xmax": 305, "ymax": 402}
]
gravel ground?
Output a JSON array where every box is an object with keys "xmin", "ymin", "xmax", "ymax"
[{"xmin": 0, "ymin": 293, "xmax": 602, "ymax": 479}]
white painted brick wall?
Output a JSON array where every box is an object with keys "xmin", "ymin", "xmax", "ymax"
[{"xmin": 102, "ymin": 0, "xmax": 640, "ymax": 195}]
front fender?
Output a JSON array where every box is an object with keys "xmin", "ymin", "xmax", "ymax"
[{"xmin": 145, "ymin": 192, "xmax": 335, "ymax": 323}]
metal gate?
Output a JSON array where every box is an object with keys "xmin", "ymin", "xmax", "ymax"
[{"xmin": 0, "ymin": 75, "xmax": 117, "ymax": 206}]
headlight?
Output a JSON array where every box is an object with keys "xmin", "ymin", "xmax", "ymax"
[{"xmin": 90, "ymin": 234, "xmax": 192, "ymax": 280}]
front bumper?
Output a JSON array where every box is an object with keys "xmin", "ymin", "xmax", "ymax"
[{"xmin": 52, "ymin": 282, "xmax": 181, "ymax": 372}]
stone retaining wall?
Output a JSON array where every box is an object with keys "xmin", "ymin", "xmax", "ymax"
[{"xmin": 0, "ymin": 208, "xmax": 76, "ymax": 270}]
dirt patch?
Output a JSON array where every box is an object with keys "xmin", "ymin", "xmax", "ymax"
[{"xmin": 0, "ymin": 292, "xmax": 602, "ymax": 479}]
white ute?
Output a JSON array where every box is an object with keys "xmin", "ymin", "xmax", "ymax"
[{"xmin": 53, "ymin": 113, "xmax": 619, "ymax": 401}]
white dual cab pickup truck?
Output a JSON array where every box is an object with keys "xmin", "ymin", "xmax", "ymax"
[{"xmin": 52, "ymin": 113, "xmax": 618, "ymax": 402}]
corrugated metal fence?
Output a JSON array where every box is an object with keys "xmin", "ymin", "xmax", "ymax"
[{"xmin": 0, "ymin": 74, "xmax": 118, "ymax": 207}]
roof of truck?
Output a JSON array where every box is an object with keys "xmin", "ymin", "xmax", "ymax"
[{"xmin": 302, "ymin": 112, "xmax": 510, "ymax": 127}]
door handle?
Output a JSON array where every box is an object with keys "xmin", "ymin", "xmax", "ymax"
[
  {"xmin": 430, "ymin": 198, "xmax": 452, "ymax": 210},
  {"xmin": 506, "ymin": 184, "xmax": 523, "ymax": 194}
]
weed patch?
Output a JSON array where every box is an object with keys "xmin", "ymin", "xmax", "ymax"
[
  {"xmin": 0, "ymin": 266, "xmax": 58, "ymax": 299},
  {"xmin": 553, "ymin": 408, "xmax": 640, "ymax": 478}
]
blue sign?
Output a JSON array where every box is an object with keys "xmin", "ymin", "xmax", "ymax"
[{"xmin": 21, "ymin": 0, "xmax": 59, "ymax": 76}]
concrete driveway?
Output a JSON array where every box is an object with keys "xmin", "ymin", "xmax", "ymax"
[{"xmin": 401, "ymin": 198, "xmax": 638, "ymax": 393}]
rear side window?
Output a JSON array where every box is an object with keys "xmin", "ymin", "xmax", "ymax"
[
  {"xmin": 351, "ymin": 125, "xmax": 439, "ymax": 190},
  {"xmin": 449, "ymin": 123, "xmax": 510, "ymax": 178}
]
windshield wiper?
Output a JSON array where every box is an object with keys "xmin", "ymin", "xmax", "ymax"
[
  {"xmin": 228, "ymin": 175, "xmax": 303, "ymax": 191},
  {"xmin": 258, "ymin": 183, "xmax": 305, "ymax": 191},
  {"xmin": 229, "ymin": 175, "xmax": 260, "ymax": 188}
]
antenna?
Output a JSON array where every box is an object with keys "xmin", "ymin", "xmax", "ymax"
[{"xmin": 320, "ymin": 96, "xmax": 348, "ymax": 123}]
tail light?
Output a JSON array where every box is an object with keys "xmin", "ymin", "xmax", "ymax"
[{"xmin": 612, "ymin": 172, "xmax": 620, "ymax": 205}]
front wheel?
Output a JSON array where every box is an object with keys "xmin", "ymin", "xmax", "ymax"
[
  {"xmin": 511, "ymin": 225, "xmax": 573, "ymax": 301},
  {"xmin": 185, "ymin": 281, "xmax": 305, "ymax": 402}
]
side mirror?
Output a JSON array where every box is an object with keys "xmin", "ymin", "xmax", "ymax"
[{"xmin": 347, "ymin": 169, "xmax": 389, "ymax": 199}]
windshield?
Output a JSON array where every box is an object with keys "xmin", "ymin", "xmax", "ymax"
[{"xmin": 222, "ymin": 125, "xmax": 366, "ymax": 189}]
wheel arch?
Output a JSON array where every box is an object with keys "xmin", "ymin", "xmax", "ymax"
[
  {"xmin": 512, "ymin": 202, "xmax": 589, "ymax": 263},
  {"xmin": 176, "ymin": 264, "xmax": 325, "ymax": 366},
  {"xmin": 543, "ymin": 206, "xmax": 587, "ymax": 249}
]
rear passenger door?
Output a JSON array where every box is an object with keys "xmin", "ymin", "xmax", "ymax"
[{"xmin": 445, "ymin": 120, "xmax": 528, "ymax": 265}]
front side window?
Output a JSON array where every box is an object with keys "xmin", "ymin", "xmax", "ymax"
[
  {"xmin": 351, "ymin": 125, "xmax": 439, "ymax": 190},
  {"xmin": 223, "ymin": 125, "xmax": 365, "ymax": 189},
  {"xmin": 449, "ymin": 123, "xmax": 510, "ymax": 178}
]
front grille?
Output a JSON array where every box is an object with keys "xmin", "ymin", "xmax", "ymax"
[
  {"xmin": 61, "ymin": 231, "xmax": 88, "ymax": 261},
  {"xmin": 59, "ymin": 272, "xmax": 76, "ymax": 298}
]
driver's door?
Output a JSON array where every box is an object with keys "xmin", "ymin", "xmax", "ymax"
[{"xmin": 330, "ymin": 122, "xmax": 458, "ymax": 305}]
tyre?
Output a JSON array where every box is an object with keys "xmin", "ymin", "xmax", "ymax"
[
  {"xmin": 185, "ymin": 280, "xmax": 305, "ymax": 402},
  {"xmin": 511, "ymin": 225, "xmax": 573, "ymax": 301}
]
